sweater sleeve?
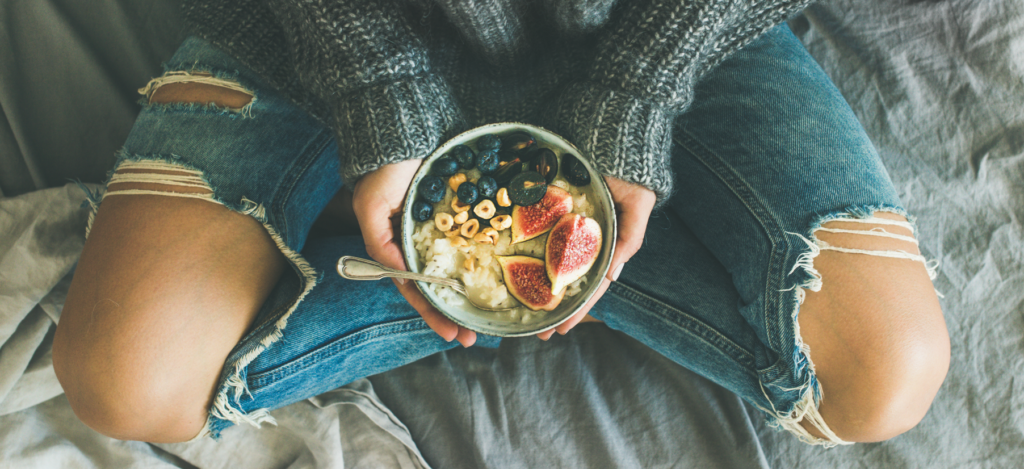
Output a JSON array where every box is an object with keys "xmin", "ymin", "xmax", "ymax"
[
  {"xmin": 267, "ymin": 0, "xmax": 463, "ymax": 186},
  {"xmin": 550, "ymin": 0, "xmax": 812, "ymax": 203}
]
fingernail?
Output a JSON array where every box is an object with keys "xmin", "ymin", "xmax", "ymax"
[
  {"xmin": 611, "ymin": 263, "xmax": 624, "ymax": 281},
  {"xmin": 396, "ymin": 278, "xmax": 406, "ymax": 286}
]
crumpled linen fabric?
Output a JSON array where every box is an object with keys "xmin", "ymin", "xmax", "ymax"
[{"xmin": 0, "ymin": 183, "xmax": 89, "ymax": 416}]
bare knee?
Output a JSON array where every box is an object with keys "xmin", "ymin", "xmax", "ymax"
[
  {"xmin": 803, "ymin": 321, "xmax": 950, "ymax": 442},
  {"xmin": 797, "ymin": 212, "xmax": 949, "ymax": 442},
  {"xmin": 53, "ymin": 300, "xmax": 211, "ymax": 443}
]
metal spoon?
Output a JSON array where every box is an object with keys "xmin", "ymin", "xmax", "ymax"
[{"xmin": 336, "ymin": 256, "xmax": 518, "ymax": 312}]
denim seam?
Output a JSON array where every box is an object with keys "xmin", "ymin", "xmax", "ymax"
[
  {"xmin": 246, "ymin": 317, "xmax": 430, "ymax": 388},
  {"xmin": 673, "ymin": 131, "xmax": 793, "ymax": 355},
  {"xmin": 609, "ymin": 281, "xmax": 757, "ymax": 370},
  {"xmin": 272, "ymin": 128, "xmax": 335, "ymax": 245}
]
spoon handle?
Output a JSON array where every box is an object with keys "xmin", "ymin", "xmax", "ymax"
[{"xmin": 336, "ymin": 256, "xmax": 465, "ymax": 291}]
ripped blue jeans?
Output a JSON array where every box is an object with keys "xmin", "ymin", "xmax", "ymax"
[{"xmin": 97, "ymin": 24, "xmax": 928, "ymax": 445}]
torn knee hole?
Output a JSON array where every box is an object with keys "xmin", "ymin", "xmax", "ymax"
[
  {"xmin": 106, "ymin": 160, "xmax": 214, "ymax": 198},
  {"xmin": 140, "ymin": 72, "xmax": 253, "ymax": 111},
  {"xmin": 805, "ymin": 212, "xmax": 936, "ymax": 279},
  {"xmin": 815, "ymin": 216, "xmax": 918, "ymax": 252}
]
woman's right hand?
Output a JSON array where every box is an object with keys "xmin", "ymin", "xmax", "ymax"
[{"xmin": 351, "ymin": 159, "xmax": 478, "ymax": 347}]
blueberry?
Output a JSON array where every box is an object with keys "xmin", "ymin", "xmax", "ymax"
[
  {"xmin": 476, "ymin": 134, "xmax": 501, "ymax": 152},
  {"xmin": 432, "ymin": 156, "xmax": 459, "ymax": 177},
  {"xmin": 457, "ymin": 182, "xmax": 480, "ymax": 205},
  {"xmin": 526, "ymin": 148, "xmax": 557, "ymax": 184},
  {"xmin": 477, "ymin": 176, "xmax": 497, "ymax": 199},
  {"xmin": 500, "ymin": 131, "xmax": 534, "ymax": 153},
  {"xmin": 508, "ymin": 171, "xmax": 547, "ymax": 206},
  {"xmin": 476, "ymin": 150, "xmax": 500, "ymax": 174},
  {"xmin": 561, "ymin": 154, "xmax": 591, "ymax": 187},
  {"xmin": 418, "ymin": 176, "xmax": 446, "ymax": 203},
  {"xmin": 448, "ymin": 145, "xmax": 475, "ymax": 170},
  {"xmin": 412, "ymin": 200, "xmax": 433, "ymax": 222},
  {"xmin": 492, "ymin": 159, "xmax": 525, "ymax": 184}
]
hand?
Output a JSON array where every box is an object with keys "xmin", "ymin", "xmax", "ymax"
[
  {"xmin": 536, "ymin": 176, "xmax": 656, "ymax": 340},
  {"xmin": 352, "ymin": 159, "xmax": 477, "ymax": 347}
]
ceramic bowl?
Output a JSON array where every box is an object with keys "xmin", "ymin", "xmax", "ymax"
[{"xmin": 401, "ymin": 123, "xmax": 616, "ymax": 337}]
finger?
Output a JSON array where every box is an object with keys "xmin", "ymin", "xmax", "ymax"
[
  {"xmin": 393, "ymin": 277, "xmax": 461, "ymax": 342},
  {"xmin": 358, "ymin": 200, "xmax": 407, "ymax": 272},
  {"xmin": 536, "ymin": 329, "xmax": 556, "ymax": 341},
  {"xmin": 455, "ymin": 327, "xmax": 477, "ymax": 348},
  {"xmin": 555, "ymin": 277, "xmax": 610, "ymax": 335},
  {"xmin": 605, "ymin": 180, "xmax": 656, "ymax": 283}
]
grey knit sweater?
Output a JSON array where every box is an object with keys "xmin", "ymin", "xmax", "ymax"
[{"xmin": 182, "ymin": 0, "xmax": 812, "ymax": 202}]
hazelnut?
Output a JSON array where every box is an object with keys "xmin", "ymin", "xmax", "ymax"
[
  {"xmin": 451, "ymin": 197, "xmax": 471, "ymax": 213},
  {"xmin": 453, "ymin": 210, "xmax": 470, "ymax": 225},
  {"xmin": 460, "ymin": 218, "xmax": 480, "ymax": 238},
  {"xmin": 450, "ymin": 236, "xmax": 468, "ymax": 248},
  {"xmin": 481, "ymin": 227, "xmax": 499, "ymax": 244},
  {"xmin": 444, "ymin": 228, "xmax": 461, "ymax": 237},
  {"xmin": 473, "ymin": 199, "xmax": 496, "ymax": 219},
  {"xmin": 434, "ymin": 212, "xmax": 454, "ymax": 232},
  {"xmin": 496, "ymin": 187, "xmax": 512, "ymax": 207},
  {"xmin": 463, "ymin": 256, "xmax": 475, "ymax": 272},
  {"xmin": 473, "ymin": 232, "xmax": 494, "ymax": 244},
  {"xmin": 448, "ymin": 173, "xmax": 467, "ymax": 192},
  {"xmin": 490, "ymin": 214, "xmax": 512, "ymax": 231}
]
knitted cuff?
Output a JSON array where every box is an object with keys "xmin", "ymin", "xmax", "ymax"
[
  {"xmin": 335, "ymin": 75, "xmax": 463, "ymax": 187},
  {"xmin": 549, "ymin": 81, "xmax": 676, "ymax": 204}
]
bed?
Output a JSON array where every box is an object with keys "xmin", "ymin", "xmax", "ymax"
[{"xmin": 2, "ymin": 0, "xmax": 1022, "ymax": 467}]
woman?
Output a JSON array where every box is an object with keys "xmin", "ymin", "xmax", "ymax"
[{"xmin": 52, "ymin": 0, "xmax": 949, "ymax": 446}]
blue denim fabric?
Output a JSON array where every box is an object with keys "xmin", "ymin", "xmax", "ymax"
[
  {"xmin": 112, "ymin": 23, "xmax": 904, "ymax": 442},
  {"xmin": 590, "ymin": 24, "xmax": 903, "ymax": 437}
]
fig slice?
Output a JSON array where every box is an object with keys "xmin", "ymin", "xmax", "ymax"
[
  {"xmin": 497, "ymin": 255, "xmax": 565, "ymax": 311},
  {"xmin": 510, "ymin": 186, "xmax": 573, "ymax": 244},
  {"xmin": 545, "ymin": 213, "xmax": 602, "ymax": 294}
]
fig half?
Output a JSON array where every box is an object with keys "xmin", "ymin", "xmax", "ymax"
[
  {"xmin": 545, "ymin": 213, "xmax": 602, "ymax": 294},
  {"xmin": 510, "ymin": 186, "xmax": 573, "ymax": 244},
  {"xmin": 497, "ymin": 255, "xmax": 565, "ymax": 311}
]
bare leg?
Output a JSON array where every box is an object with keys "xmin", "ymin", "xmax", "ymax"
[
  {"xmin": 53, "ymin": 84, "xmax": 286, "ymax": 443},
  {"xmin": 798, "ymin": 212, "xmax": 949, "ymax": 442}
]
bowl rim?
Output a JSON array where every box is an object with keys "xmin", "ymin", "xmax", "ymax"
[{"xmin": 401, "ymin": 122, "xmax": 617, "ymax": 337}]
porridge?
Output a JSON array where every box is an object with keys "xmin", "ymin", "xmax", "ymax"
[{"xmin": 410, "ymin": 131, "xmax": 602, "ymax": 324}]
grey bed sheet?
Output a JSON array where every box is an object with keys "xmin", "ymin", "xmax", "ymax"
[{"xmin": 2, "ymin": 0, "xmax": 1024, "ymax": 468}]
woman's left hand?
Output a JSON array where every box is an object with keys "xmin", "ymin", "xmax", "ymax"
[
  {"xmin": 352, "ymin": 159, "xmax": 478, "ymax": 347},
  {"xmin": 535, "ymin": 176, "xmax": 657, "ymax": 340}
]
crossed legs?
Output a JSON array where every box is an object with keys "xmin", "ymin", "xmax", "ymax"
[{"xmin": 53, "ymin": 28, "xmax": 950, "ymax": 446}]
